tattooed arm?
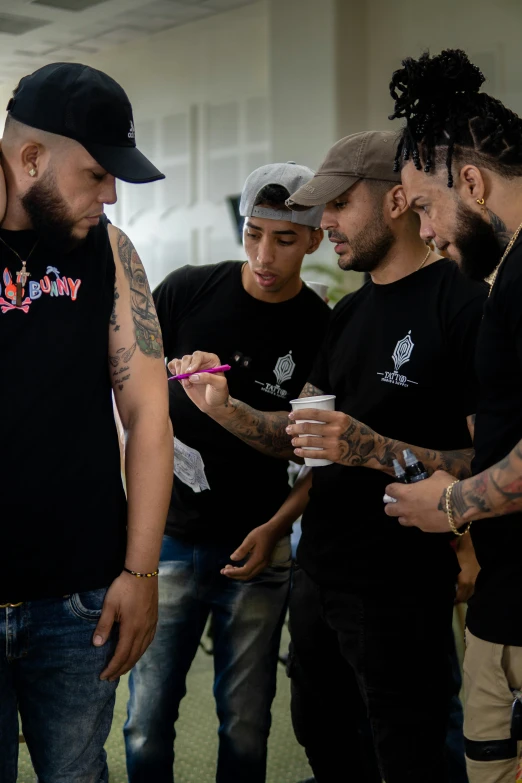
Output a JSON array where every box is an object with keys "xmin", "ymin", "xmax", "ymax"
[
  {"xmin": 168, "ymin": 349, "xmax": 322, "ymax": 458},
  {"xmin": 96, "ymin": 226, "xmax": 173, "ymax": 683},
  {"xmin": 288, "ymin": 410, "xmax": 474, "ymax": 479},
  {"xmin": 447, "ymin": 441, "xmax": 522, "ymax": 525},
  {"xmin": 384, "ymin": 437, "xmax": 522, "ymax": 534}
]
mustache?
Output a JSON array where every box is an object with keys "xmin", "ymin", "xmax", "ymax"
[{"xmin": 328, "ymin": 231, "xmax": 349, "ymax": 243}]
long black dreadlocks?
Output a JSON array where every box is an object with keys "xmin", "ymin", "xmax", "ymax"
[{"xmin": 389, "ymin": 49, "xmax": 522, "ymax": 187}]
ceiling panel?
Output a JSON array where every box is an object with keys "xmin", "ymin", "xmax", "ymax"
[
  {"xmin": 0, "ymin": 0, "xmax": 258, "ymax": 80},
  {"xmin": 32, "ymin": 0, "xmax": 110, "ymax": 11},
  {"xmin": 0, "ymin": 11, "xmax": 50, "ymax": 35}
]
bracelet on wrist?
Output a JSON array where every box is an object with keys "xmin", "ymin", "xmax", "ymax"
[
  {"xmin": 123, "ymin": 567, "xmax": 159, "ymax": 578},
  {"xmin": 444, "ymin": 481, "xmax": 472, "ymax": 537}
]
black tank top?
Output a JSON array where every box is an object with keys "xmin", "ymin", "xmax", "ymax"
[{"xmin": 0, "ymin": 217, "xmax": 127, "ymax": 602}]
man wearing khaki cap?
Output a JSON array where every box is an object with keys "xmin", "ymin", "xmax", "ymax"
[{"xmin": 177, "ymin": 131, "xmax": 486, "ymax": 782}]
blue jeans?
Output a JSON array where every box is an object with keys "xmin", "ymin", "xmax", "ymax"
[
  {"xmin": 125, "ymin": 534, "xmax": 292, "ymax": 783},
  {"xmin": 0, "ymin": 588, "xmax": 118, "ymax": 783}
]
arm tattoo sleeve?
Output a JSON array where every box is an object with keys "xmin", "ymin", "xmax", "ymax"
[
  {"xmin": 338, "ymin": 421, "xmax": 474, "ymax": 478},
  {"xmin": 220, "ymin": 398, "xmax": 293, "ymax": 459},
  {"xmin": 116, "ymin": 229, "xmax": 163, "ymax": 359},
  {"xmin": 449, "ymin": 440, "xmax": 522, "ymax": 524},
  {"xmin": 109, "ymin": 283, "xmax": 135, "ymax": 392}
]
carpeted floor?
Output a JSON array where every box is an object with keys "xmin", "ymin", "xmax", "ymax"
[
  {"xmin": 16, "ymin": 622, "xmax": 312, "ymax": 783},
  {"xmin": 15, "ymin": 610, "xmax": 467, "ymax": 782}
]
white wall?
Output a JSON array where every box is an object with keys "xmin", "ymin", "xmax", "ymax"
[
  {"xmin": 1, "ymin": 1, "xmax": 271, "ymax": 290},
  {"xmin": 3, "ymin": 0, "xmax": 522, "ymax": 290},
  {"xmin": 365, "ymin": 0, "xmax": 522, "ymax": 131}
]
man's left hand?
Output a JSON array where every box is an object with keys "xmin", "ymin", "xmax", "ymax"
[
  {"xmin": 384, "ymin": 470, "xmax": 456, "ymax": 533},
  {"xmin": 287, "ymin": 409, "xmax": 362, "ymax": 465},
  {"xmin": 94, "ymin": 572, "xmax": 158, "ymax": 682}
]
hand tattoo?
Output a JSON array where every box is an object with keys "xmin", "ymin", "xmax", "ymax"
[{"xmin": 299, "ymin": 383, "xmax": 324, "ymax": 399}]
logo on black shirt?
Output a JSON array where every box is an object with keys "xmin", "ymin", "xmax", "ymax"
[
  {"xmin": 256, "ymin": 351, "xmax": 296, "ymax": 398},
  {"xmin": 378, "ymin": 331, "xmax": 418, "ymax": 388}
]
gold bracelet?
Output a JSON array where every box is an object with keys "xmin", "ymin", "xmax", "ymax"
[
  {"xmin": 123, "ymin": 567, "xmax": 159, "ymax": 578},
  {"xmin": 445, "ymin": 481, "xmax": 471, "ymax": 537}
]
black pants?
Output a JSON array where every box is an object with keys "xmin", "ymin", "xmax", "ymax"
[{"xmin": 288, "ymin": 567, "xmax": 454, "ymax": 783}]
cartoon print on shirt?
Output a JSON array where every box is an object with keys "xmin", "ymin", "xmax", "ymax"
[
  {"xmin": 0, "ymin": 268, "xmax": 31, "ymax": 313},
  {"xmin": 0, "ymin": 265, "xmax": 82, "ymax": 314}
]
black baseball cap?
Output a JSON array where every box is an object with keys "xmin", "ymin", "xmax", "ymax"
[{"xmin": 6, "ymin": 62, "xmax": 164, "ymax": 184}]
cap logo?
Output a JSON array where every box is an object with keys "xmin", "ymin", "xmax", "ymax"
[
  {"xmin": 303, "ymin": 184, "xmax": 315, "ymax": 193},
  {"xmin": 128, "ymin": 121, "xmax": 135, "ymax": 140}
]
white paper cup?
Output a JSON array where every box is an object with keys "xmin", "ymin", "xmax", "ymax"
[
  {"xmin": 290, "ymin": 394, "xmax": 336, "ymax": 467},
  {"xmin": 305, "ymin": 281, "xmax": 328, "ymax": 300}
]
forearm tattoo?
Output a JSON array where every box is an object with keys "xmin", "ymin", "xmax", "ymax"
[
  {"xmin": 221, "ymin": 398, "xmax": 294, "ymax": 458},
  {"xmin": 336, "ymin": 420, "xmax": 474, "ymax": 478},
  {"xmin": 447, "ymin": 441, "xmax": 522, "ymax": 524}
]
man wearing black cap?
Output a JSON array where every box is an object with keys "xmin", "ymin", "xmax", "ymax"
[
  {"xmin": 177, "ymin": 131, "xmax": 486, "ymax": 782},
  {"xmin": 0, "ymin": 63, "xmax": 172, "ymax": 783}
]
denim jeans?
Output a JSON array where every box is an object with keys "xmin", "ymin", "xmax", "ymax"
[
  {"xmin": 0, "ymin": 588, "xmax": 119, "ymax": 783},
  {"xmin": 124, "ymin": 534, "xmax": 292, "ymax": 783}
]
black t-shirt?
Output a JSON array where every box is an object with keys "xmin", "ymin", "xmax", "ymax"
[
  {"xmin": 298, "ymin": 259, "xmax": 487, "ymax": 594},
  {"xmin": 467, "ymin": 238, "xmax": 522, "ymax": 645},
  {"xmin": 153, "ymin": 261, "xmax": 330, "ymax": 546},
  {"xmin": 1, "ymin": 219, "xmax": 127, "ymax": 603}
]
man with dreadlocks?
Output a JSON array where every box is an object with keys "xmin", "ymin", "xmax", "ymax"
[{"xmin": 386, "ymin": 48, "xmax": 522, "ymax": 783}]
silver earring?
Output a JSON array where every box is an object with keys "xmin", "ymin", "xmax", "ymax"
[{"xmin": 29, "ymin": 168, "xmax": 36, "ymax": 177}]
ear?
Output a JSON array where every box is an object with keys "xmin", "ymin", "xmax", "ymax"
[
  {"xmin": 3, "ymin": 268, "xmax": 11, "ymax": 285},
  {"xmin": 387, "ymin": 185, "xmax": 409, "ymax": 220},
  {"xmin": 306, "ymin": 228, "xmax": 324, "ymax": 255},
  {"xmin": 457, "ymin": 165, "xmax": 486, "ymax": 203},
  {"xmin": 20, "ymin": 142, "xmax": 42, "ymax": 178}
]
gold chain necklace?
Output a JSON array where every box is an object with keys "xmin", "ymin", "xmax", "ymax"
[
  {"xmin": 417, "ymin": 246, "xmax": 431, "ymax": 271},
  {"xmin": 486, "ymin": 221, "xmax": 522, "ymax": 297},
  {"xmin": 0, "ymin": 233, "xmax": 39, "ymax": 307}
]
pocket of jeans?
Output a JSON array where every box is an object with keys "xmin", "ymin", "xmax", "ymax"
[
  {"xmin": 269, "ymin": 536, "xmax": 292, "ymax": 569},
  {"xmin": 68, "ymin": 588, "xmax": 107, "ymax": 621}
]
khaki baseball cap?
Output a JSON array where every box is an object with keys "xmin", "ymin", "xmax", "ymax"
[{"xmin": 286, "ymin": 131, "xmax": 401, "ymax": 210}]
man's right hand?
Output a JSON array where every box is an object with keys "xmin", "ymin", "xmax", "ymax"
[{"xmin": 168, "ymin": 350, "xmax": 230, "ymax": 415}]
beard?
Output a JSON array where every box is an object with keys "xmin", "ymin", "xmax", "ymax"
[
  {"xmin": 21, "ymin": 168, "xmax": 88, "ymax": 254},
  {"xmin": 454, "ymin": 202, "xmax": 503, "ymax": 281},
  {"xmin": 329, "ymin": 216, "xmax": 395, "ymax": 273}
]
